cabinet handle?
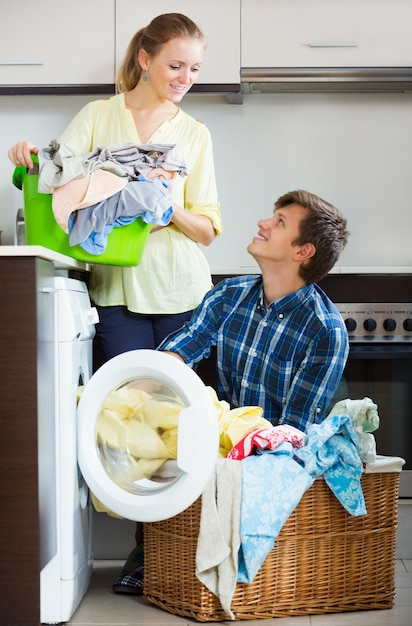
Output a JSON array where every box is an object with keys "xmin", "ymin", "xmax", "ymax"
[
  {"xmin": 308, "ymin": 43, "xmax": 358, "ymax": 48},
  {"xmin": 0, "ymin": 61, "xmax": 44, "ymax": 65}
]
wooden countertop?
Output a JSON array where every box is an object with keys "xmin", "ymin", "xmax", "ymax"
[{"xmin": 0, "ymin": 245, "xmax": 89, "ymax": 271}]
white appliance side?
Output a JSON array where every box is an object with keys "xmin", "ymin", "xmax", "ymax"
[{"xmin": 40, "ymin": 278, "xmax": 96, "ymax": 625}]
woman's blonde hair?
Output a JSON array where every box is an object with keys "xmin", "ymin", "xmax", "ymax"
[{"xmin": 116, "ymin": 13, "xmax": 205, "ymax": 93}]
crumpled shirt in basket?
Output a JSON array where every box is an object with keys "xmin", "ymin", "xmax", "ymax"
[
  {"xmin": 68, "ymin": 177, "xmax": 173, "ymax": 254},
  {"xmin": 238, "ymin": 443, "xmax": 313, "ymax": 585},
  {"xmin": 294, "ymin": 413, "xmax": 366, "ymax": 517},
  {"xmin": 238, "ymin": 414, "xmax": 366, "ymax": 586},
  {"xmin": 327, "ymin": 396, "xmax": 380, "ymax": 463}
]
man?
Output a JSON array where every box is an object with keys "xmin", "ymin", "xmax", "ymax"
[{"xmin": 159, "ymin": 189, "xmax": 350, "ymax": 432}]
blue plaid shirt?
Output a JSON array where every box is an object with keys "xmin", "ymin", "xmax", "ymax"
[{"xmin": 159, "ymin": 275, "xmax": 349, "ymax": 432}]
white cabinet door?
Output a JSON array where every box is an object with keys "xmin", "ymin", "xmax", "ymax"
[
  {"xmin": 242, "ymin": 0, "xmax": 412, "ymax": 68},
  {"xmin": 0, "ymin": 0, "xmax": 115, "ymax": 85},
  {"xmin": 115, "ymin": 0, "xmax": 241, "ymax": 87}
]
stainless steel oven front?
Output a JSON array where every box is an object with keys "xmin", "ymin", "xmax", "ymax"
[{"xmin": 332, "ymin": 302, "xmax": 412, "ymax": 497}]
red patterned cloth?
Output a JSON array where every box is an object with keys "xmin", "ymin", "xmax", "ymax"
[{"xmin": 226, "ymin": 424, "xmax": 307, "ymax": 460}]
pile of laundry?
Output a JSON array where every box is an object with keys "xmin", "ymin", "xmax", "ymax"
[
  {"xmin": 96, "ymin": 384, "xmax": 181, "ymax": 478},
  {"xmin": 37, "ymin": 140, "xmax": 188, "ymax": 254},
  {"xmin": 91, "ymin": 383, "xmax": 182, "ymax": 517},
  {"xmin": 195, "ymin": 392, "xmax": 403, "ymax": 620},
  {"xmin": 86, "ymin": 379, "xmax": 404, "ymax": 620}
]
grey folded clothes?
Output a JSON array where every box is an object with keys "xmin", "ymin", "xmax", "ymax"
[
  {"xmin": 38, "ymin": 139, "xmax": 188, "ymax": 194},
  {"xmin": 86, "ymin": 142, "xmax": 188, "ymax": 179},
  {"xmin": 69, "ymin": 178, "xmax": 173, "ymax": 255}
]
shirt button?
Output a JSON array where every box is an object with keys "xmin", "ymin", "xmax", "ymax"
[
  {"xmin": 261, "ymin": 321, "xmax": 268, "ymax": 327},
  {"xmin": 279, "ymin": 313, "xmax": 284, "ymax": 319},
  {"xmin": 242, "ymin": 381, "xmax": 249, "ymax": 387},
  {"xmin": 316, "ymin": 407, "xmax": 321, "ymax": 413},
  {"xmin": 250, "ymin": 349, "xmax": 257, "ymax": 357}
]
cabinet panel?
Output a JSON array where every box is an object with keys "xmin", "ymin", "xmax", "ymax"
[
  {"xmin": 0, "ymin": 256, "xmax": 55, "ymax": 625},
  {"xmin": 242, "ymin": 0, "xmax": 412, "ymax": 68},
  {"xmin": 0, "ymin": 1, "xmax": 115, "ymax": 85},
  {"xmin": 115, "ymin": 0, "xmax": 241, "ymax": 86}
]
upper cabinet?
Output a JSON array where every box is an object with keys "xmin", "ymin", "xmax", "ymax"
[
  {"xmin": 115, "ymin": 0, "xmax": 241, "ymax": 90},
  {"xmin": 241, "ymin": 0, "xmax": 412, "ymax": 68},
  {"xmin": 0, "ymin": 0, "xmax": 114, "ymax": 90},
  {"xmin": 2, "ymin": 1, "xmax": 410, "ymax": 94},
  {"xmin": 1, "ymin": 0, "xmax": 240, "ymax": 93}
]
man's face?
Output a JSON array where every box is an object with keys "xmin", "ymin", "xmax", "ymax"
[{"xmin": 247, "ymin": 203, "xmax": 309, "ymax": 265}]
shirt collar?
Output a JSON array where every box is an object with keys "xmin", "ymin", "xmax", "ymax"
[{"xmin": 259, "ymin": 282, "xmax": 314, "ymax": 315}]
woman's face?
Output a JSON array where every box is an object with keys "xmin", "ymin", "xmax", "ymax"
[{"xmin": 140, "ymin": 37, "xmax": 205, "ymax": 102}]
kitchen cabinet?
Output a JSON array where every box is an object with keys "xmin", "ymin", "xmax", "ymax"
[
  {"xmin": 1, "ymin": 0, "xmax": 240, "ymax": 93},
  {"xmin": 115, "ymin": 0, "xmax": 241, "ymax": 90},
  {"xmin": 0, "ymin": 0, "xmax": 114, "ymax": 89},
  {"xmin": 241, "ymin": 0, "xmax": 412, "ymax": 68},
  {"xmin": 0, "ymin": 247, "xmax": 87, "ymax": 625}
]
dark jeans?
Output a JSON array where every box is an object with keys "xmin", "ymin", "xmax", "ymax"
[{"xmin": 93, "ymin": 304, "xmax": 193, "ymax": 371}]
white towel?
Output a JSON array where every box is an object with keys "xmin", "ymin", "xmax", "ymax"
[
  {"xmin": 196, "ymin": 458, "xmax": 242, "ymax": 620},
  {"xmin": 364, "ymin": 454, "xmax": 405, "ymax": 473}
]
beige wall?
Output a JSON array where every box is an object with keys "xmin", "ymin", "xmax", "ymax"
[{"xmin": 1, "ymin": 92, "xmax": 411, "ymax": 271}]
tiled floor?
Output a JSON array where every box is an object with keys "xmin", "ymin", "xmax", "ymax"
[{"xmin": 64, "ymin": 560, "xmax": 412, "ymax": 626}]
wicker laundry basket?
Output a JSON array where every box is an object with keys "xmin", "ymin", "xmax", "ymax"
[{"xmin": 143, "ymin": 472, "xmax": 400, "ymax": 621}]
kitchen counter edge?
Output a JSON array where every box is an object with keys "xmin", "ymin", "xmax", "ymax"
[{"xmin": 0, "ymin": 245, "xmax": 89, "ymax": 271}]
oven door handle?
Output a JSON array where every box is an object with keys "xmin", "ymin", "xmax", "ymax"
[{"xmin": 348, "ymin": 343, "xmax": 412, "ymax": 358}]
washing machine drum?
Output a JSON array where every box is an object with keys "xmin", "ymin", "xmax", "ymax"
[{"xmin": 77, "ymin": 350, "xmax": 219, "ymax": 522}]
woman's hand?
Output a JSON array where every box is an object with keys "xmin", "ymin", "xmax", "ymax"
[
  {"xmin": 150, "ymin": 204, "xmax": 216, "ymax": 245},
  {"xmin": 170, "ymin": 204, "xmax": 216, "ymax": 246},
  {"xmin": 8, "ymin": 141, "xmax": 39, "ymax": 168}
]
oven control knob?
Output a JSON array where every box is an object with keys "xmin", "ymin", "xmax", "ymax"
[
  {"xmin": 364, "ymin": 318, "xmax": 377, "ymax": 332},
  {"xmin": 403, "ymin": 318, "xmax": 412, "ymax": 332},
  {"xmin": 383, "ymin": 318, "xmax": 397, "ymax": 332},
  {"xmin": 344, "ymin": 318, "xmax": 357, "ymax": 332}
]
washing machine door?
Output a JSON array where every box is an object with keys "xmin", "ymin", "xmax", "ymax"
[{"xmin": 77, "ymin": 350, "xmax": 219, "ymax": 522}]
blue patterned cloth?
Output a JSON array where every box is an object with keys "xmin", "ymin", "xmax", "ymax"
[
  {"xmin": 237, "ymin": 443, "xmax": 313, "ymax": 583},
  {"xmin": 237, "ymin": 415, "xmax": 366, "ymax": 584},
  {"xmin": 294, "ymin": 413, "xmax": 366, "ymax": 517}
]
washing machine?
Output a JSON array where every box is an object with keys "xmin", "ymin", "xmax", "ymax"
[
  {"xmin": 77, "ymin": 349, "xmax": 219, "ymax": 523},
  {"xmin": 40, "ymin": 280, "xmax": 219, "ymax": 623},
  {"xmin": 40, "ymin": 276, "xmax": 98, "ymax": 624}
]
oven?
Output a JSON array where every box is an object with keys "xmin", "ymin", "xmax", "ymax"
[{"xmin": 331, "ymin": 301, "xmax": 412, "ymax": 497}]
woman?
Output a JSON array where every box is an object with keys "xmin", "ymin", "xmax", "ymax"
[
  {"xmin": 9, "ymin": 12, "xmax": 222, "ymax": 594},
  {"xmin": 9, "ymin": 12, "xmax": 221, "ymax": 361}
]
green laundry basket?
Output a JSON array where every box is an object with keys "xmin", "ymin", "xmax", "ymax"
[{"xmin": 13, "ymin": 155, "xmax": 152, "ymax": 266}]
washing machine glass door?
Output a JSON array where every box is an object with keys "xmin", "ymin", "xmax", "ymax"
[{"xmin": 77, "ymin": 350, "xmax": 219, "ymax": 521}]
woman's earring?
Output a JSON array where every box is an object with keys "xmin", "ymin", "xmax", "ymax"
[{"xmin": 142, "ymin": 72, "xmax": 148, "ymax": 82}]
